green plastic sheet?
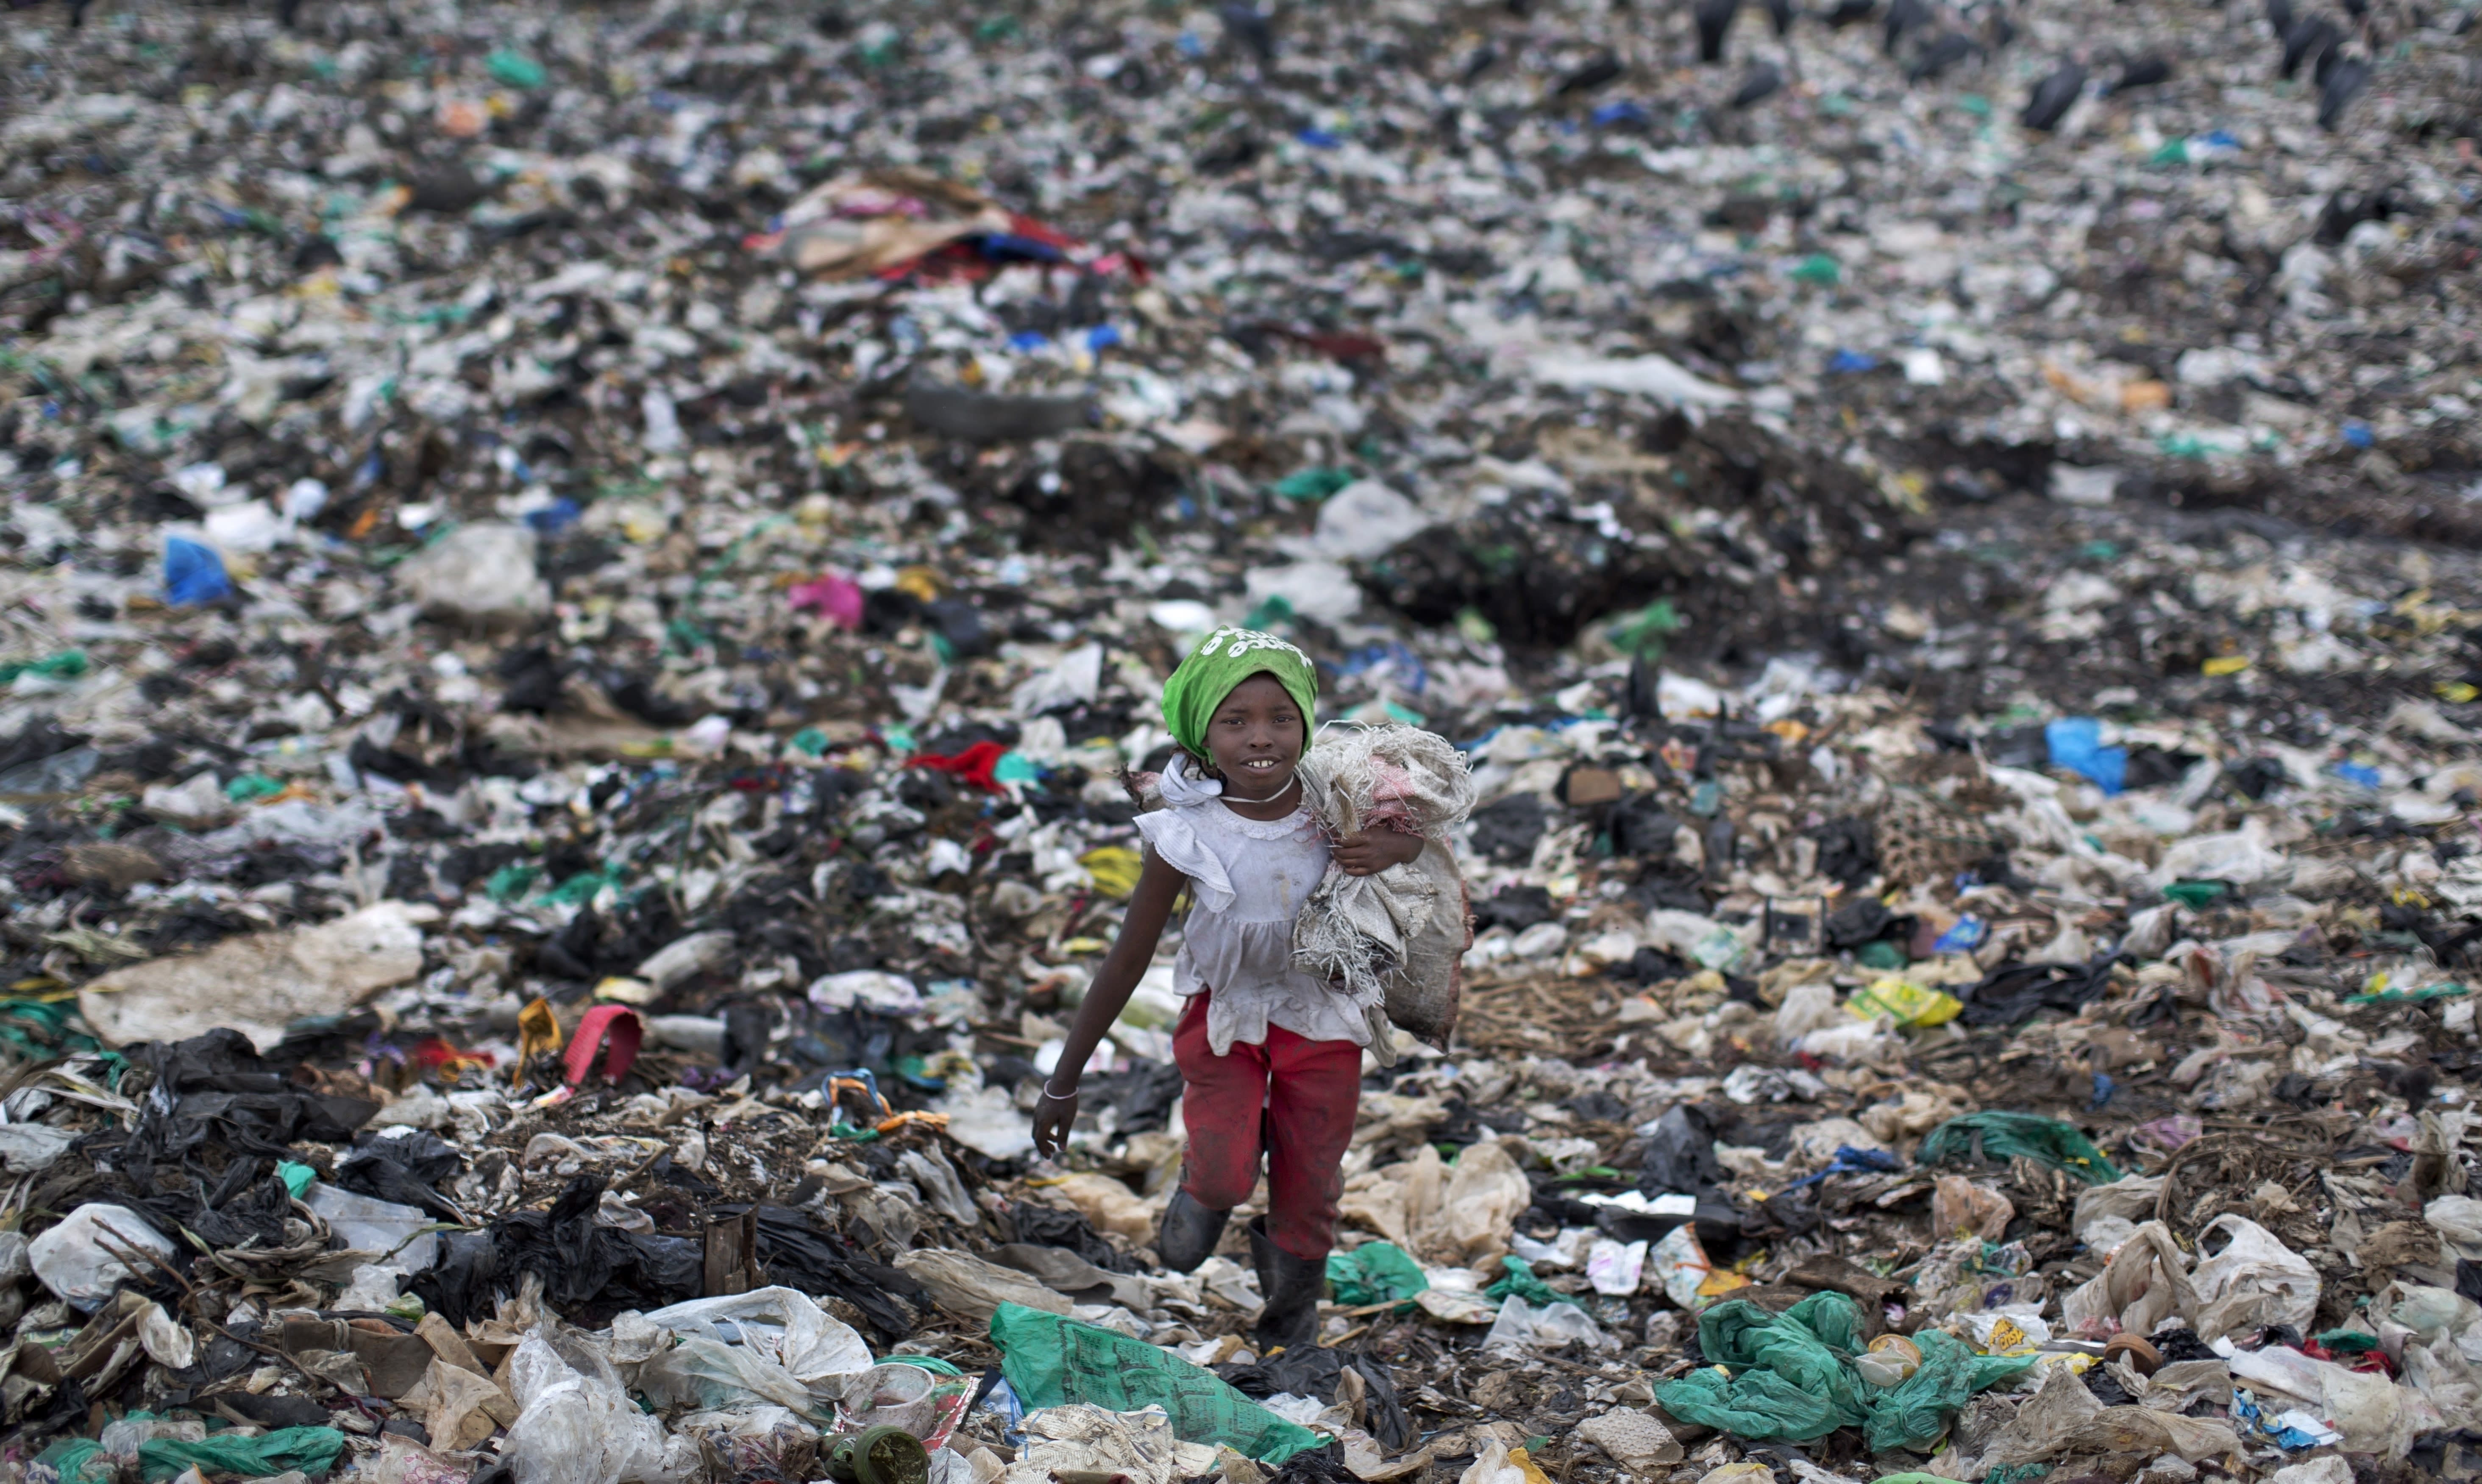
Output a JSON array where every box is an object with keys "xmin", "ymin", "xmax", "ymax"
[
  {"xmin": 1326, "ymin": 1242, "xmax": 1427, "ymax": 1311},
  {"xmin": 988, "ymin": 1303, "xmax": 1320, "ymax": 1465},
  {"xmin": 38, "ymin": 1440, "xmax": 112, "ymax": 1484},
  {"xmin": 1653, "ymin": 1292, "xmax": 2037, "ymax": 1452},
  {"xmin": 1482, "ymin": 1256, "xmax": 1559, "ymax": 1306},
  {"xmin": 1915, "ymin": 1112, "xmax": 2121, "ymax": 1186},
  {"xmin": 41, "ymin": 1427, "xmax": 345, "ymax": 1484}
]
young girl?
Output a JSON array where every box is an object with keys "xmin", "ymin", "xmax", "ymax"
[{"xmin": 1030, "ymin": 627, "xmax": 1422, "ymax": 1350}]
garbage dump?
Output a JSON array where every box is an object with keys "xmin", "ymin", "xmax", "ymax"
[{"xmin": 5, "ymin": 0, "xmax": 2482, "ymax": 1482}]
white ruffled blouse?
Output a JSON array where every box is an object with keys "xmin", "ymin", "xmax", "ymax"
[{"xmin": 1132, "ymin": 776, "xmax": 1379, "ymax": 1054}]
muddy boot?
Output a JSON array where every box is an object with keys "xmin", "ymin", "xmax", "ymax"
[
  {"xmin": 1156, "ymin": 1189, "xmax": 1231, "ymax": 1274},
  {"xmin": 1248, "ymin": 1216, "xmax": 1326, "ymax": 1353}
]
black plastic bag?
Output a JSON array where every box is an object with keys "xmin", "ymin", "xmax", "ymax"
[
  {"xmin": 487, "ymin": 1174, "xmax": 700, "ymax": 1322},
  {"xmin": 410, "ymin": 1230, "xmax": 501, "ymax": 1328},
  {"xmin": 125, "ymin": 1029, "xmax": 378, "ymax": 1167},
  {"xmin": 1637, "ymin": 1104, "xmax": 1725, "ymax": 1197},
  {"xmin": 717, "ymin": 1204, "xmax": 930, "ymax": 1342},
  {"xmin": 1080, "ymin": 1058, "xmax": 1184, "ymax": 1134},
  {"xmin": 1216, "ymin": 1348, "xmax": 1412, "ymax": 1450},
  {"xmin": 1956, "ymin": 956, "xmax": 2118, "ymax": 1026},
  {"xmin": 338, "ymin": 1128, "xmax": 467, "ymax": 1221},
  {"xmin": 1005, "ymin": 1202, "xmax": 1138, "ymax": 1274}
]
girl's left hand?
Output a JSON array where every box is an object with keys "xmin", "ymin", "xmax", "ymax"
[{"xmin": 1334, "ymin": 829, "xmax": 1425, "ymax": 876}]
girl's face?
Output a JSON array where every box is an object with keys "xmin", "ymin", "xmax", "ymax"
[{"xmin": 1202, "ymin": 673, "xmax": 1306, "ymax": 790}]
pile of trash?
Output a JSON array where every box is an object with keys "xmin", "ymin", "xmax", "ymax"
[{"xmin": 6, "ymin": 0, "xmax": 2482, "ymax": 1483}]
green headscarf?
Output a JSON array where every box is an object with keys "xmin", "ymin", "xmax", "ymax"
[{"xmin": 1159, "ymin": 626, "xmax": 1319, "ymax": 762}]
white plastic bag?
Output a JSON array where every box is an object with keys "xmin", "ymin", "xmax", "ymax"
[
  {"xmin": 1585, "ymin": 1238, "xmax": 1647, "ymax": 1296},
  {"xmin": 636, "ymin": 1286, "xmax": 873, "ymax": 1384},
  {"xmin": 303, "ymin": 1184, "xmax": 439, "ymax": 1272},
  {"xmin": 1483, "ymin": 1293, "xmax": 1610, "ymax": 1353},
  {"xmin": 2427, "ymin": 1194, "xmax": 2482, "ymax": 1260},
  {"xmin": 502, "ymin": 1331, "xmax": 696, "ymax": 1484},
  {"xmin": 1772, "ymin": 982, "xmax": 1841, "ymax": 1045},
  {"xmin": 2059, "ymin": 1221, "xmax": 2195, "ymax": 1340},
  {"xmin": 29, "ymin": 1204, "xmax": 177, "ymax": 1311},
  {"xmin": 2069, "ymin": 1174, "xmax": 2164, "ymax": 1252},
  {"xmin": 636, "ymin": 1336, "xmax": 830, "ymax": 1420},
  {"xmin": 2190, "ymin": 1214, "xmax": 2318, "ymax": 1340},
  {"xmin": 395, "ymin": 521, "xmax": 548, "ymax": 623},
  {"xmin": 2222, "ymin": 1341, "xmax": 2408, "ymax": 1455}
]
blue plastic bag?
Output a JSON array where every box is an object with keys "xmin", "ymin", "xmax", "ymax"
[
  {"xmin": 2044, "ymin": 717, "xmax": 2125, "ymax": 794},
  {"xmin": 164, "ymin": 536, "xmax": 232, "ymax": 605}
]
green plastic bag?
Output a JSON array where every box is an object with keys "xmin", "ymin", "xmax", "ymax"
[
  {"xmin": 142, "ymin": 1428, "xmax": 346, "ymax": 1482},
  {"xmin": 988, "ymin": 1303, "xmax": 1320, "ymax": 1465},
  {"xmin": 1655, "ymin": 1292, "xmax": 2034, "ymax": 1450},
  {"xmin": 36, "ymin": 1440, "xmax": 113, "ymax": 1484},
  {"xmin": 40, "ymin": 1427, "xmax": 345, "ymax": 1484},
  {"xmin": 1482, "ymin": 1256, "xmax": 1559, "ymax": 1307},
  {"xmin": 1864, "ymin": 1331, "xmax": 2035, "ymax": 1452},
  {"xmin": 1657, "ymin": 1292, "xmax": 1868, "ymax": 1441},
  {"xmin": 1917, "ymin": 1112, "xmax": 2121, "ymax": 1185},
  {"xmin": 1326, "ymin": 1242, "xmax": 1427, "ymax": 1310}
]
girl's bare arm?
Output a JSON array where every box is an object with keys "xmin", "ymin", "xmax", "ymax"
[{"xmin": 1032, "ymin": 847, "xmax": 1186, "ymax": 1156}]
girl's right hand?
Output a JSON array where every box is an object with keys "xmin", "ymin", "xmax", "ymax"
[{"xmin": 1031, "ymin": 1085, "xmax": 1080, "ymax": 1158}]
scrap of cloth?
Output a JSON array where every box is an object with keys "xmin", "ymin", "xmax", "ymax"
[{"xmin": 1159, "ymin": 627, "xmax": 1319, "ymax": 763}]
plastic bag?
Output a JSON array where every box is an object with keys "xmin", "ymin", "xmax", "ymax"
[
  {"xmin": 897, "ymin": 1247, "xmax": 1075, "ymax": 1323},
  {"xmin": 837, "ymin": 1362, "xmax": 979, "ymax": 1447},
  {"xmin": 2426, "ymin": 1194, "xmax": 2482, "ymax": 1260},
  {"xmin": 1980, "ymin": 1363, "xmax": 2237, "ymax": 1470},
  {"xmin": 1773, "ymin": 982, "xmax": 1842, "ymax": 1045},
  {"xmin": 986, "ymin": 1303, "xmax": 1319, "ymax": 1464},
  {"xmin": 365, "ymin": 1435, "xmax": 470, "ymax": 1484},
  {"xmin": 2060, "ymin": 1220, "xmax": 2196, "ymax": 1339},
  {"xmin": 1655, "ymin": 1292, "xmax": 2031, "ymax": 1449},
  {"xmin": 2221, "ymin": 1343, "xmax": 2408, "ymax": 1455},
  {"xmin": 1655, "ymin": 1294, "xmax": 1866, "ymax": 1442},
  {"xmin": 2189, "ymin": 1214, "xmax": 2319, "ymax": 1340},
  {"xmin": 1585, "ymin": 1238, "xmax": 1647, "ymax": 1296},
  {"xmin": 1866, "ymin": 1329, "xmax": 2036, "ymax": 1452},
  {"xmin": 1416, "ymin": 1139, "xmax": 1531, "ymax": 1264},
  {"xmin": 1482, "ymin": 1293, "xmax": 1610, "ymax": 1353},
  {"xmin": 2069, "ymin": 1175, "xmax": 2165, "ymax": 1252},
  {"xmin": 157, "ymin": 1428, "xmax": 348, "ymax": 1482},
  {"xmin": 637, "ymin": 1285, "xmax": 874, "ymax": 1384},
  {"xmin": 1845, "ymin": 978, "xmax": 1962, "ymax": 1029},
  {"xmin": 1482, "ymin": 1256, "xmax": 1560, "ymax": 1306},
  {"xmin": 162, "ymin": 535, "xmax": 231, "ymax": 606},
  {"xmin": 675, "ymin": 1407, "xmax": 821, "ymax": 1481},
  {"xmin": 99, "ymin": 1416, "xmax": 205, "ymax": 1460},
  {"xmin": 1929, "ymin": 1176, "xmax": 2014, "ymax": 1242},
  {"xmin": 1916, "ymin": 1112, "xmax": 2122, "ymax": 1184},
  {"xmin": 29, "ymin": 1204, "xmax": 177, "ymax": 1311},
  {"xmin": 638, "ymin": 1335, "xmax": 833, "ymax": 1421},
  {"xmin": 1456, "ymin": 1440, "xmax": 1552, "ymax": 1484},
  {"xmin": 503, "ymin": 1331, "xmax": 697, "ymax": 1484},
  {"xmin": 1001, "ymin": 1403, "xmax": 1222, "ymax": 1484},
  {"xmin": 394, "ymin": 521, "xmax": 548, "ymax": 623},
  {"xmin": 39, "ymin": 1440, "xmax": 118, "ymax": 1484},
  {"xmin": 1325, "ymin": 1242, "xmax": 1427, "ymax": 1310}
]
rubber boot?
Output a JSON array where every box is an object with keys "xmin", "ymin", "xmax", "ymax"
[
  {"xmin": 1155, "ymin": 1189, "xmax": 1230, "ymax": 1274},
  {"xmin": 1248, "ymin": 1216, "xmax": 1326, "ymax": 1353}
]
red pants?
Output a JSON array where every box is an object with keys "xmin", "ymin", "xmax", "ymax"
[{"xmin": 1174, "ymin": 993, "xmax": 1363, "ymax": 1262}]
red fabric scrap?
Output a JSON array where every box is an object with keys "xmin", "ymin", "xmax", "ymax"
[{"xmin": 907, "ymin": 739, "xmax": 1007, "ymax": 793}]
